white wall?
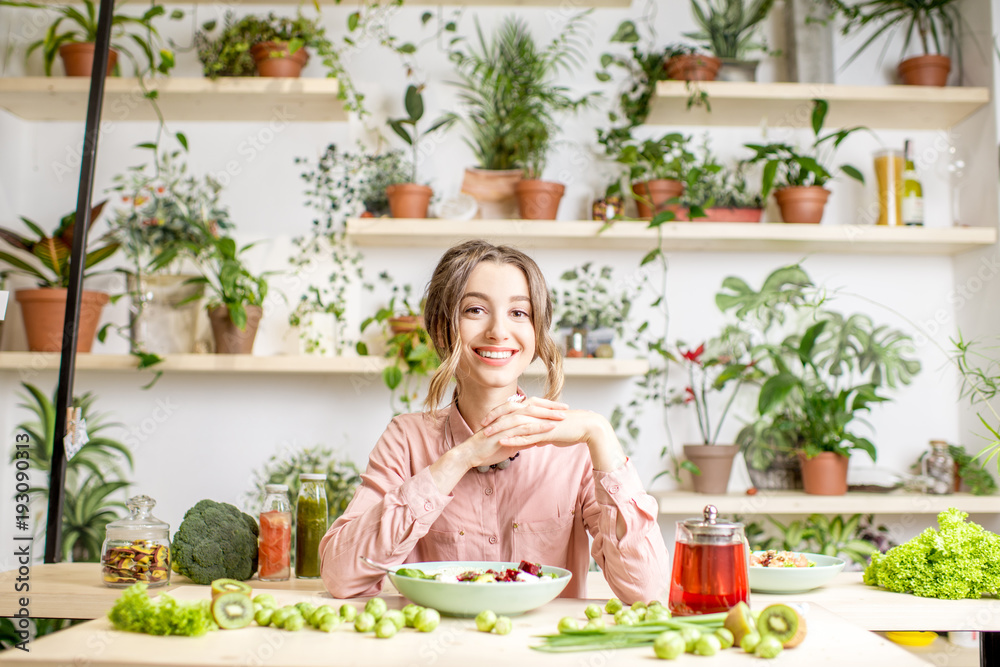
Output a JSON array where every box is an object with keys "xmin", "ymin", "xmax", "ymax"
[{"xmin": 1, "ymin": 0, "xmax": 998, "ymax": 570}]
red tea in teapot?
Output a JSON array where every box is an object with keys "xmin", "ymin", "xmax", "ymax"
[{"xmin": 668, "ymin": 541, "xmax": 749, "ymax": 616}]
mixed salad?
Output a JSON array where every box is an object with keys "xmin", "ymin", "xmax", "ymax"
[
  {"xmin": 750, "ymin": 550, "xmax": 815, "ymax": 568},
  {"xmin": 396, "ymin": 560, "xmax": 559, "ymax": 583}
]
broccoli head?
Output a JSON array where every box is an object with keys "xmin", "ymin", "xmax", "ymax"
[
  {"xmin": 864, "ymin": 508, "xmax": 1000, "ymax": 599},
  {"xmin": 171, "ymin": 499, "xmax": 259, "ymax": 585}
]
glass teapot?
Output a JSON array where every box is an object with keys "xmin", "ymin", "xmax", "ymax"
[
  {"xmin": 668, "ymin": 505, "xmax": 749, "ymax": 616},
  {"xmin": 101, "ymin": 495, "xmax": 171, "ymax": 588}
]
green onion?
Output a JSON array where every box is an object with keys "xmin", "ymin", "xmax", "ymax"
[{"xmin": 531, "ymin": 612, "xmax": 728, "ymax": 652}]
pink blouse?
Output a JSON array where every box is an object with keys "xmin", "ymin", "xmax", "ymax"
[{"xmin": 318, "ymin": 403, "xmax": 670, "ymax": 603}]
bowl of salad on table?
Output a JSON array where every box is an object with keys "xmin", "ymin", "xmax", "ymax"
[
  {"xmin": 385, "ymin": 560, "xmax": 572, "ymax": 617},
  {"xmin": 748, "ymin": 550, "xmax": 846, "ymax": 594}
]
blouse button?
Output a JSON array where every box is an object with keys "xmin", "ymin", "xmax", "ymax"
[
  {"xmin": 609, "ymin": 485, "xmax": 620, "ymax": 494},
  {"xmin": 485, "ymin": 488, "xmax": 493, "ymax": 496},
  {"xmin": 424, "ymin": 502, "xmax": 433, "ymax": 511},
  {"xmin": 489, "ymin": 535, "xmax": 498, "ymax": 544}
]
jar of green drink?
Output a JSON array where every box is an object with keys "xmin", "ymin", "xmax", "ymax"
[{"xmin": 295, "ymin": 473, "xmax": 328, "ymax": 578}]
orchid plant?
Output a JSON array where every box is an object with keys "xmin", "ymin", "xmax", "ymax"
[{"xmin": 668, "ymin": 333, "xmax": 763, "ymax": 446}]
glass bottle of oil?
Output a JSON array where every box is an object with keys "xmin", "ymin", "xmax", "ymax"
[{"xmin": 902, "ymin": 140, "xmax": 924, "ymax": 226}]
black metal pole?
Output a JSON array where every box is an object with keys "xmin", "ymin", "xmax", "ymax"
[{"xmin": 44, "ymin": 0, "xmax": 116, "ymax": 564}]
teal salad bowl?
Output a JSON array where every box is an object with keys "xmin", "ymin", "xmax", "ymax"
[
  {"xmin": 749, "ymin": 552, "xmax": 846, "ymax": 594},
  {"xmin": 386, "ymin": 561, "xmax": 572, "ymax": 617}
]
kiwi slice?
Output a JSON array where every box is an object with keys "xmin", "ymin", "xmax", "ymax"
[
  {"xmin": 757, "ymin": 604, "xmax": 807, "ymax": 648},
  {"xmin": 723, "ymin": 601, "xmax": 757, "ymax": 644},
  {"xmin": 211, "ymin": 578, "xmax": 252, "ymax": 601},
  {"xmin": 212, "ymin": 592, "xmax": 255, "ymax": 629}
]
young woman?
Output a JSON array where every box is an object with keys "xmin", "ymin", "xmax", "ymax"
[{"xmin": 319, "ymin": 240, "xmax": 669, "ymax": 602}]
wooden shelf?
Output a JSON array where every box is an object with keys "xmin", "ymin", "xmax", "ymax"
[
  {"xmin": 0, "ymin": 77, "xmax": 345, "ymax": 122},
  {"xmin": 48, "ymin": 0, "xmax": 633, "ymax": 5},
  {"xmin": 346, "ymin": 218, "xmax": 997, "ymax": 255},
  {"xmin": 652, "ymin": 490, "xmax": 1000, "ymax": 515},
  {"xmin": 0, "ymin": 352, "xmax": 648, "ymax": 378},
  {"xmin": 649, "ymin": 81, "xmax": 990, "ymax": 129}
]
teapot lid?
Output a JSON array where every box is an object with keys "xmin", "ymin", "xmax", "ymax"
[{"xmin": 681, "ymin": 505, "xmax": 744, "ymax": 538}]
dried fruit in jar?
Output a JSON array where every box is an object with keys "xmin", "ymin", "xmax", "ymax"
[{"xmin": 102, "ymin": 539, "xmax": 170, "ymax": 584}]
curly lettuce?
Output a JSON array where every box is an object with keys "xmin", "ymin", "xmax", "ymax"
[
  {"xmin": 863, "ymin": 508, "xmax": 1000, "ymax": 599},
  {"xmin": 108, "ymin": 583, "xmax": 216, "ymax": 636}
]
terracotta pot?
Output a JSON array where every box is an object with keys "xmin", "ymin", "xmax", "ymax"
[
  {"xmin": 680, "ymin": 207, "xmax": 764, "ymax": 223},
  {"xmin": 633, "ymin": 180, "xmax": 685, "ymax": 219},
  {"xmin": 774, "ymin": 186, "xmax": 830, "ymax": 224},
  {"xmin": 683, "ymin": 444, "xmax": 740, "ymax": 494},
  {"xmin": 58, "ymin": 43, "xmax": 118, "ymax": 77},
  {"xmin": 461, "ymin": 167, "xmax": 523, "ymax": 219},
  {"xmin": 516, "ymin": 180, "xmax": 565, "ymax": 220},
  {"xmin": 898, "ymin": 55, "xmax": 951, "ymax": 87},
  {"xmin": 251, "ymin": 41, "xmax": 309, "ymax": 78},
  {"xmin": 798, "ymin": 451, "xmax": 849, "ymax": 495},
  {"xmin": 208, "ymin": 304, "xmax": 262, "ymax": 354},
  {"xmin": 15, "ymin": 288, "xmax": 108, "ymax": 352},
  {"xmin": 388, "ymin": 315, "xmax": 423, "ymax": 336},
  {"xmin": 386, "ymin": 184, "xmax": 433, "ymax": 219},
  {"xmin": 666, "ymin": 54, "xmax": 721, "ymax": 81}
]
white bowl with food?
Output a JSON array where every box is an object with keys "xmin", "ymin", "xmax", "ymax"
[
  {"xmin": 386, "ymin": 560, "xmax": 572, "ymax": 617},
  {"xmin": 748, "ymin": 550, "xmax": 846, "ymax": 594}
]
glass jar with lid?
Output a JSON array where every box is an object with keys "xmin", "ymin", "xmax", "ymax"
[
  {"xmin": 922, "ymin": 440, "xmax": 955, "ymax": 495},
  {"xmin": 295, "ymin": 473, "xmax": 328, "ymax": 579},
  {"xmin": 101, "ymin": 495, "xmax": 171, "ymax": 588},
  {"xmin": 259, "ymin": 484, "xmax": 292, "ymax": 582}
]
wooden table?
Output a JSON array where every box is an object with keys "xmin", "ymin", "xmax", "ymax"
[{"xmin": 0, "ymin": 584, "xmax": 925, "ymax": 666}]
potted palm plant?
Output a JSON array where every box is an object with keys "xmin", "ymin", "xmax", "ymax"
[
  {"xmin": 450, "ymin": 15, "xmax": 591, "ymax": 219},
  {"xmin": 825, "ymin": 0, "xmax": 964, "ymax": 86},
  {"xmin": 684, "ymin": 0, "xmax": 777, "ymax": 82},
  {"xmin": 718, "ymin": 263, "xmax": 921, "ymax": 495},
  {"xmin": 0, "ymin": 202, "xmax": 118, "ymax": 352},
  {"xmin": 386, "ymin": 84, "xmax": 457, "ymax": 219},
  {"xmin": 743, "ymin": 99, "xmax": 866, "ymax": 224},
  {"xmin": 1, "ymin": 0, "xmax": 179, "ymax": 77},
  {"xmin": 108, "ymin": 146, "xmax": 233, "ymax": 356}
]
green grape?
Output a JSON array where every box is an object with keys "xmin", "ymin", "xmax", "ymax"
[
  {"xmin": 365, "ymin": 597, "xmax": 388, "ymax": 621},
  {"xmin": 557, "ymin": 617, "xmax": 579, "ymax": 633},
  {"xmin": 715, "ymin": 628, "xmax": 734, "ymax": 649},
  {"xmin": 253, "ymin": 594, "xmax": 277, "ymax": 609},
  {"xmin": 476, "ymin": 610, "xmax": 497, "ymax": 632},
  {"xmin": 319, "ymin": 615, "xmax": 342, "ymax": 633},
  {"xmin": 354, "ymin": 611, "xmax": 376, "ymax": 632},
  {"xmin": 339, "ymin": 604, "xmax": 357, "ymax": 622},
  {"xmin": 755, "ymin": 635, "xmax": 784, "ymax": 659},
  {"xmin": 254, "ymin": 607, "xmax": 274, "ymax": 627},
  {"xmin": 605, "ymin": 598, "xmax": 623, "ymax": 614},
  {"xmin": 415, "ymin": 607, "xmax": 440, "ymax": 632},
  {"xmin": 493, "ymin": 616, "xmax": 512, "ymax": 635},
  {"xmin": 402, "ymin": 604, "xmax": 422, "ymax": 627},
  {"xmin": 283, "ymin": 613, "xmax": 305, "ymax": 632},
  {"xmin": 375, "ymin": 619, "xmax": 398, "ymax": 638},
  {"xmin": 741, "ymin": 631, "xmax": 762, "ymax": 653},
  {"xmin": 584, "ymin": 604, "xmax": 602, "ymax": 620},
  {"xmin": 653, "ymin": 631, "xmax": 685, "ymax": 660},
  {"xmin": 694, "ymin": 634, "xmax": 722, "ymax": 656}
]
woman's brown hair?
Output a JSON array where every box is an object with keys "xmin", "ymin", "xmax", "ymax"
[{"xmin": 423, "ymin": 240, "xmax": 563, "ymax": 413}]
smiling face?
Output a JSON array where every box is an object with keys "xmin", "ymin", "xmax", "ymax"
[{"xmin": 455, "ymin": 261, "xmax": 536, "ymax": 398}]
